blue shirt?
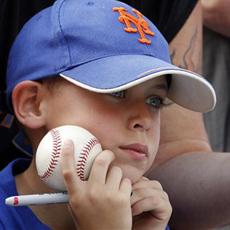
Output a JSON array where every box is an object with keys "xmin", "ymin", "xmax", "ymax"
[{"xmin": 0, "ymin": 159, "xmax": 50, "ymax": 229}]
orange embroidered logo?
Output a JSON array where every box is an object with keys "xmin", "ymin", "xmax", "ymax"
[{"xmin": 113, "ymin": 7, "xmax": 154, "ymax": 45}]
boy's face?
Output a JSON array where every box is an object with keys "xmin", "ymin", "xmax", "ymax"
[{"xmin": 42, "ymin": 77, "xmax": 168, "ymax": 182}]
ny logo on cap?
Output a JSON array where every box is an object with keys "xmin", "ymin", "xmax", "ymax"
[{"xmin": 113, "ymin": 7, "xmax": 154, "ymax": 45}]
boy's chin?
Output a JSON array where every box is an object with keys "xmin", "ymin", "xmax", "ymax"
[{"xmin": 120, "ymin": 166, "xmax": 145, "ymax": 184}]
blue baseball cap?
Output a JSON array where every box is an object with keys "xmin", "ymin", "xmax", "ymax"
[{"xmin": 6, "ymin": 0, "xmax": 216, "ymax": 112}]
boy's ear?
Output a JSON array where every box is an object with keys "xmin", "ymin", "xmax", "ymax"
[{"xmin": 12, "ymin": 80, "xmax": 46, "ymax": 129}]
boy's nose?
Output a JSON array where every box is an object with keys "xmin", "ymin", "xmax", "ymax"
[{"xmin": 128, "ymin": 103, "xmax": 156, "ymax": 132}]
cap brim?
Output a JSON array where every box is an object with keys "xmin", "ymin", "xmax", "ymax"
[{"xmin": 60, "ymin": 55, "xmax": 216, "ymax": 112}]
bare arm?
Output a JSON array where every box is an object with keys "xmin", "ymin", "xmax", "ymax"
[
  {"xmin": 202, "ymin": 0, "xmax": 230, "ymax": 37},
  {"xmin": 147, "ymin": 2, "xmax": 230, "ymax": 229}
]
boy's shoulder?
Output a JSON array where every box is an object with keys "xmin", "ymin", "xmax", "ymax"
[
  {"xmin": 0, "ymin": 159, "xmax": 50, "ymax": 230},
  {"xmin": 0, "ymin": 158, "xmax": 29, "ymax": 192}
]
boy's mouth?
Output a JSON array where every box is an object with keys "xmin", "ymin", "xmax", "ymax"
[{"xmin": 119, "ymin": 143, "xmax": 149, "ymax": 160}]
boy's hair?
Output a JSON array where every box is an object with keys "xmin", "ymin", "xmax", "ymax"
[
  {"xmin": 36, "ymin": 76, "xmax": 64, "ymax": 92},
  {"xmin": 6, "ymin": 0, "xmax": 216, "ymax": 113}
]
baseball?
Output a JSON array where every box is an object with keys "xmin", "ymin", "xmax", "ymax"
[{"xmin": 35, "ymin": 125, "xmax": 102, "ymax": 191}]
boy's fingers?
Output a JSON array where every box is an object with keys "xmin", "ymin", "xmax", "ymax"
[
  {"xmin": 131, "ymin": 188, "xmax": 169, "ymax": 206},
  {"xmin": 106, "ymin": 166, "xmax": 123, "ymax": 190},
  {"xmin": 88, "ymin": 150, "xmax": 115, "ymax": 185},
  {"xmin": 132, "ymin": 179, "xmax": 163, "ymax": 191},
  {"xmin": 131, "ymin": 196, "xmax": 171, "ymax": 217},
  {"xmin": 120, "ymin": 178, "xmax": 132, "ymax": 196},
  {"xmin": 61, "ymin": 139, "xmax": 82, "ymax": 194}
]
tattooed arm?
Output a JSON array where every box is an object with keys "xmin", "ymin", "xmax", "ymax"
[
  {"xmin": 169, "ymin": 1, "xmax": 202, "ymax": 74},
  {"xmin": 147, "ymin": 2, "xmax": 230, "ymax": 229}
]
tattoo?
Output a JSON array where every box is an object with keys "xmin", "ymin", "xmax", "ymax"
[{"xmin": 170, "ymin": 26, "xmax": 202, "ymax": 74}]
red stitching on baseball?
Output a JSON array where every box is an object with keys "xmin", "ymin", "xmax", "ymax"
[
  {"xmin": 41, "ymin": 129, "xmax": 62, "ymax": 180},
  {"xmin": 76, "ymin": 138, "xmax": 99, "ymax": 180}
]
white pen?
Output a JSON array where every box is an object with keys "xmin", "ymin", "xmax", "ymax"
[{"xmin": 5, "ymin": 192, "xmax": 69, "ymax": 206}]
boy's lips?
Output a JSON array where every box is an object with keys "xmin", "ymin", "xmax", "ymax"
[{"xmin": 119, "ymin": 143, "xmax": 149, "ymax": 160}]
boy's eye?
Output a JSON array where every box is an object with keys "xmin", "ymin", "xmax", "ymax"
[
  {"xmin": 146, "ymin": 96, "xmax": 164, "ymax": 109},
  {"xmin": 110, "ymin": 91, "xmax": 126, "ymax": 98}
]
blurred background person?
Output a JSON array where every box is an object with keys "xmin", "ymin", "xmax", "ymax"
[
  {"xmin": 202, "ymin": 0, "xmax": 230, "ymax": 152},
  {"xmin": 202, "ymin": 1, "xmax": 230, "ymax": 229}
]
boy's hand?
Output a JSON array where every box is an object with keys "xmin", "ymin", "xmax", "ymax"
[
  {"xmin": 61, "ymin": 140, "xmax": 132, "ymax": 230},
  {"xmin": 131, "ymin": 177, "xmax": 172, "ymax": 230}
]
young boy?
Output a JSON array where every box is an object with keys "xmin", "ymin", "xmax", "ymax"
[{"xmin": 0, "ymin": 0, "xmax": 216, "ymax": 229}]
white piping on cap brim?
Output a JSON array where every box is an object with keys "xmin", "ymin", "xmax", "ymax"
[{"xmin": 60, "ymin": 69, "xmax": 216, "ymax": 112}]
